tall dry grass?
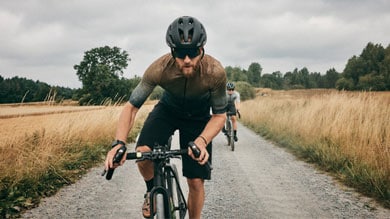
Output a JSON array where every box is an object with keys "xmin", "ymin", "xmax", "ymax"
[
  {"xmin": 240, "ymin": 89, "xmax": 390, "ymax": 206},
  {"xmin": 0, "ymin": 103, "xmax": 152, "ymax": 217}
]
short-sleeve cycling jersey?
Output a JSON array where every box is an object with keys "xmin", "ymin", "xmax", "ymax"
[
  {"xmin": 227, "ymin": 91, "xmax": 240, "ymax": 106},
  {"xmin": 129, "ymin": 53, "xmax": 227, "ymax": 117},
  {"xmin": 226, "ymin": 91, "xmax": 240, "ymax": 114}
]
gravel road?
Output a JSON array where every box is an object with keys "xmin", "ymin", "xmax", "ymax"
[{"xmin": 22, "ymin": 123, "xmax": 389, "ymax": 219}]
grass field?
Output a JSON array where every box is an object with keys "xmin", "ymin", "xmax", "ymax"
[
  {"xmin": 0, "ymin": 101, "xmax": 153, "ymax": 218},
  {"xmin": 241, "ymin": 89, "xmax": 390, "ymax": 208},
  {"xmin": 1, "ymin": 90, "xmax": 389, "ymax": 217}
]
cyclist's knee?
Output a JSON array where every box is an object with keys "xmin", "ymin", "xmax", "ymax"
[
  {"xmin": 187, "ymin": 178, "xmax": 204, "ymax": 191},
  {"xmin": 136, "ymin": 145, "xmax": 151, "ymax": 152}
]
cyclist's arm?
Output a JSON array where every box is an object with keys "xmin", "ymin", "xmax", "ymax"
[
  {"xmin": 115, "ymin": 102, "xmax": 139, "ymax": 142},
  {"xmin": 197, "ymin": 113, "xmax": 226, "ymax": 147},
  {"xmin": 190, "ymin": 66, "xmax": 227, "ymax": 164},
  {"xmin": 191, "ymin": 112, "xmax": 226, "ymax": 165},
  {"xmin": 105, "ymin": 102, "xmax": 139, "ymax": 170},
  {"xmin": 105, "ymin": 72, "xmax": 156, "ymax": 170},
  {"xmin": 235, "ymin": 92, "xmax": 241, "ymax": 111}
]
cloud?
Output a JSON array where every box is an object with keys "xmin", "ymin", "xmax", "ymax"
[{"xmin": 1, "ymin": 0, "xmax": 390, "ymax": 88}]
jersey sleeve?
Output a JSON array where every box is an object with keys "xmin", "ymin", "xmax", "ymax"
[
  {"xmin": 235, "ymin": 91, "xmax": 241, "ymax": 103},
  {"xmin": 128, "ymin": 58, "xmax": 162, "ymax": 108},
  {"xmin": 128, "ymin": 78, "xmax": 155, "ymax": 108}
]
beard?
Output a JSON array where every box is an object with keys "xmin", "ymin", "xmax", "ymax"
[{"xmin": 180, "ymin": 63, "xmax": 199, "ymax": 78}]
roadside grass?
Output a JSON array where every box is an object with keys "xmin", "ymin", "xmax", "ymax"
[
  {"xmin": 0, "ymin": 104, "xmax": 151, "ymax": 218},
  {"xmin": 240, "ymin": 89, "xmax": 390, "ymax": 208}
]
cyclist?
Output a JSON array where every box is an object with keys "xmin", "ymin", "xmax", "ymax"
[
  {"xmin": 104, "ymin": 16, "xmax": 227, "ymax": 219},
  {"xmin": 223, "ymin": 82, "xmax": 240, "ymax": 141}
]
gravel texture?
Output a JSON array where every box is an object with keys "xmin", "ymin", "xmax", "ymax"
[{"xmin": 22, "ymin": 124, "xmax": 389, "ymax": 219}]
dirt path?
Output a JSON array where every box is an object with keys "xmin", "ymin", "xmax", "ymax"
[{"xmin": 22, "ymin": 124, "xmax": 389, "ymax": 218}]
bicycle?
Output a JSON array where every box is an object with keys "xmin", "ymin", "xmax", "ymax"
[
  {"xmin": 102, "ymin": 138, "xmax": 212, "ymax": 219},
  {"xmin": 224, "ymin": 112, "xmax": 235, "ymax": 151}
]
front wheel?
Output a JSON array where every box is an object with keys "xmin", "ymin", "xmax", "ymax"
[
  {"xmin": 225, "ymin": 119, "xmax": 231, "ymax": 146},
  {"xmin": 155, "ymin": 193, "xmax": 165, "ymax": 219},
  {"xmin": 166, "ymin": 164, "xmax": 186, "ymax": 219},
  {"xmin": 227, "ymin": 119, "xmax": 235, "ymax": 151}
]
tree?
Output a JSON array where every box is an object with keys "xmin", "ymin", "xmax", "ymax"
[
  {"xmin": 74, "ymin": 46, "xmax": 130, "ymax": 105},
  {"xmin": 381, "ymin": 44, "xmax": 390, "ymax": 90},
  {"xmin": 247, "ymin": 62, "xmax": 262, "ymax": 87},
  {"xmin": 341, "ymin": 42, "xmax": 389, "ymax": 90},
  {"xmin": 336, "ymin": 77, "xmax": 354, "ymax": 90},
  {"xmin": 357, "ymin": 73, "xmax": 386, "ymax": 91},
  {"xmin": 260, "ymin": 71, "xmax": 283, "ymax": 89},
  {"xmin": 324, "ymin": 68, "xmax": 341, "ymax": 88},
  {"xmin": 225, "ymin": 66, "xmax": 247, "ymax": 82},
  {"xmin": 0, "ymin": 76, "xmax": 72, "ymax": 103}
]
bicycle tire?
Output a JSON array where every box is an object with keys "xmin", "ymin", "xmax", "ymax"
[
  {"xmin": 225, "ymin": 119, "xmax": 231, "ymax": 146},
  {"xmin": 228, "ymin": 119, "xmax": 235, "ymax": 151},
  {"xmin": 155, "ymin": 193, "xmax": 165, "ymax": 219},
  {"xmin": 166, "ymin": 164, "xmax": 186, "ymax": 219}
]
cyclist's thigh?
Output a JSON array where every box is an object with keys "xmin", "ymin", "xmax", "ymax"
[
  {"xmin": 136, "ymin": 103, "xmax": 176, "ymax": 149},
  {"xmin": 178, "ymin": 118, "xmax": 212, "ymax": 180}
]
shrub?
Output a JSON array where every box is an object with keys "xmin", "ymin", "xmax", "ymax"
[{"xmin": 235, "ymin": 81, "xmax": 256, "ymax": 101}]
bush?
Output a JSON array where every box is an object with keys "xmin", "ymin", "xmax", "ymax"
[
  {"xmin": 336, "ymin": 78, "xmax": 354, "ymax": 90},
  {"xmin": 234, "ymin": 81, "xmax": 256, "ymax": 101}
]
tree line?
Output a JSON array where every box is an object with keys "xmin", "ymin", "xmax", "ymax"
[
  {"xmin": 1, "ymin": 42, "xmax": 389, "ymax": 104},
  {"xmin": 227, "ymin": 42, "xmax": 390, "ymax": 91},
  {"xmin": 0, "ymin": 76, "xmax": 74, "ymax": 104}
]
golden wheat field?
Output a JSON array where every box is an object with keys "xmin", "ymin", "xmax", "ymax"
[
  {"xmin": 0, "ymin": 101, "xmax": 156, "ymax": 217},
  {"xmin": 241, "ymin": 89, "xmax": 390, "ymax": 205},
  {"xmin": 1, "ymin": 90, "xmax": 389, "ymax": 212},
  {"xmin": 0, "ymin": 102, "xmax": 153, "ymax": 183}
]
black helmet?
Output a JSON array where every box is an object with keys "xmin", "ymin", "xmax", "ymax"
[
  {"xmin": 226, "ymin": 82, "xmax": 235, "ymax": 90},
  {"xmin": 166, "ymin": 16, "xmax": 207, "ymax": 49}
]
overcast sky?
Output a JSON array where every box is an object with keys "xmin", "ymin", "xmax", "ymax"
[{"xmin": 1, "ymin": 0, "xmax": 389, "ymax": 88}]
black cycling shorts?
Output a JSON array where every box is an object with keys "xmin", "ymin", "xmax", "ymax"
[
  {"xmin": 136, "ymin": 102, "xmax": 212, "ymax": 180},
  {"xmin": 226, "ymin": 103, "xmax": 237, "ymax": 116}
]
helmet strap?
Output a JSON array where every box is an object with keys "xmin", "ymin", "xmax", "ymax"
[
  {"xmin": 200, "ymin": 48, "xmax": 205, "ymax": 59},
  {"xmin": 170, "ymin": 48, "xmax": 176, "ymax": 58}
]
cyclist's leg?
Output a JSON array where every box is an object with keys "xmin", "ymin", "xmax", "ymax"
[
  {"xmin": 186, "ymin": 178, "xmax": 204, "ymax": 219},
  {"xmin": 178, "ymin": 117, "xmax": 211, "ymax": 219},
  {"xmin": 229, "ymin": 105, "xmax": 238, "ymax": 141},
  {"xmin": 231, "ymin": 115, "xmax": 238, "ymax": 141},
  {"xmin": 136, "ymin": 103, "xmax": 175, "ymax": 180},
  {"xmin": 136, "ymin": 103, "xmax": 176, "ymax": 217},
  {"xmin": 223, "ymin": 104, "xmax": 234, "ymax": 135}
]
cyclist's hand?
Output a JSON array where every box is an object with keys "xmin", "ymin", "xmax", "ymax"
[
  {"xmin": 104, "ymin": 145, "xmax": 126, "ymax": 171},
  {"xmin": 188, "ymin": 140, "xmax": 209, "ymax": 165}
]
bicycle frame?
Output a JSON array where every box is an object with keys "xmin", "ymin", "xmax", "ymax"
[{"xmin": 147, "ymin": 146, "xmax": 187, "ymax": 219}]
